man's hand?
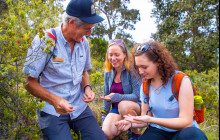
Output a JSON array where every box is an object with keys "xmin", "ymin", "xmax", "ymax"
[
  {"xmin": 82, "ymin": 87, "xmax": 95, "ymax": 103},
  {"xmin": 25, "ymin": 77, "xmax": 75, "ymax": 114},
  {"xmin": 100, "ymin": 93, "xmax": 115, "ymax": 101},
  {"xmin": 53, "ymin": 96, "xmax": 75, "ymax": 114}
]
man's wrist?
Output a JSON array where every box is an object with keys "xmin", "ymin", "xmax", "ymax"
[
  {"xmin": 50, "ymin": 94, "xmax": 61, "ymax": 106},
  {"xmin": 83, "ymin": 85, "xmax": 92, "ymax": 92}
]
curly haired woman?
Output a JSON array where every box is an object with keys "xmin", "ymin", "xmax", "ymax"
[{"xmin": 115, "ymin": 41, "xmax": 207, "ymax": 140}]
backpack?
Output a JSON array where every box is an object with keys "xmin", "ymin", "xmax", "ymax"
[
  {"xmin": 143, "ymin": 71, "xmax": 205, "ymax": 124},
  {"xmin": 38, "ymin": 29, "xmax": 86, "ymax": 83},
  {"xmin": 38, "ymin": 28, "xmax": 57, "ymax": 83}
]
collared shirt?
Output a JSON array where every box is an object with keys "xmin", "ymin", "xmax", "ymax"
[{"xmin": 23, "ymin": 25, "xmax": 92, "ymax": 121}]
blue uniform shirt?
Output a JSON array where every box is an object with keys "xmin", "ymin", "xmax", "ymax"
[{"xmin": 23, "ymin": 25, "xmax": 92, "ymax": 121}]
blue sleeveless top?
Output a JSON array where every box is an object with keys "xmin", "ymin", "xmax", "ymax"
[{"xmin": 140, "ymin": 72, "xmax": 199, "ymax": 132}]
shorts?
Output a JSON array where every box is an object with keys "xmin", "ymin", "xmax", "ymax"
[{"xmin": 109, "ymin": 107, "xmax": 119, "ymax": 114}]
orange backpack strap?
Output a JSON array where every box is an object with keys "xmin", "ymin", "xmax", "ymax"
[
  {"xmin": 171, "ymin": 72, "xmax": 187, "ymax": 101},
  {"xmin": 143, "ymin": 79, "xmax": 150, "ymax": 103},
  {"xmin": 171, "ymin": 72, "xmax": 202, "ymax": 123},
  {"xmin": 38, "ymin": 29, "xmax": 56, "ymax": 83},
  {"xmin": 171, "ymin": 72, "xmax": 196, "ymax": 101}
]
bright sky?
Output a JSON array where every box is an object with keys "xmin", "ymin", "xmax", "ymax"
[{"xmin": 62, "ymin": 0, "xmax": 157, "ymax": 43}]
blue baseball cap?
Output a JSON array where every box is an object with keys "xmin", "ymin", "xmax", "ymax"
[{"xmin": 66, "ymin": 0, "xmax": 104, "ymax": 24}]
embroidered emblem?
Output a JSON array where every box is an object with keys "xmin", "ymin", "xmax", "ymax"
[
  {"xmin": 91, "ymin": 4, "xmax": 96, "ymax": 15},
  {"xmin": 52, "ymin": 58, "xmax": 64, "ymax": 62}
]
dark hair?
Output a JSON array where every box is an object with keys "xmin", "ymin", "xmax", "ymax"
[{"xmin": 132, "ymin": 40, "xmax": 179, "ymax": 85}]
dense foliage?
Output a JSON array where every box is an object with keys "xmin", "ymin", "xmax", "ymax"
[
  {"xmin": 151, "ymin": 0, "xmax": 219, "ymax": 72},
  {"xmin": 90, "ymin": 37, "xmax": 108, "ymax": 61},
  {"xmin": 0, "ymin": 0, "xmax": 62, "ymax": 139},
  {"xmin": 92, "ymin": 0, "xmax": 140, "ymax": 45},
  {"xmin": 184, "ymin": 68, "xmax": 219, "ymax": 139}
]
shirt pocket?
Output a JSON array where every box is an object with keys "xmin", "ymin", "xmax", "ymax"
[
  {"xmin": 76, "ymin": 55, "xmax": 86, "ymax": 72},
  {"xmin": 46, "ymin": 60, "xmax": 65, "ymax": 74}
]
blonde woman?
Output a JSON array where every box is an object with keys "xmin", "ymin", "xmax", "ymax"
[{"xmin": 100, "ymin": 39, "xmax": 141, "ymax": 140}]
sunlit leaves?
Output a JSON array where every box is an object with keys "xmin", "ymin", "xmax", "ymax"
[
  {"xmin": 184, "ymin": 67, "xmax": 219, "ymax": 139},
  {"xmin": 90, "ymin": 38, "xmax": 108, "ymax": 61},
  {"xmin": 0, "ymin": 0, "xmax": 62, "ymax": 139}
]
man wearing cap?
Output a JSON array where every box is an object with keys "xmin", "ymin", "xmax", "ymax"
[{"xmin": 23, "ymin": 0, "xmax": 107, "ymax": 139}]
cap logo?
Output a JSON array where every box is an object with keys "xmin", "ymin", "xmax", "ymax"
[{"xmin": 91, "ymin": 4, "xmax": 96, "ymax": 15}]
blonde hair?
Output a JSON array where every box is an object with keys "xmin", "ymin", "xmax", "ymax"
[{"xmin": 104, "ymin": 39, "xmax": 132, "ymax": 72}]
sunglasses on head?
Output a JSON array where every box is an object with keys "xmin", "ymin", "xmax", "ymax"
[
  {"xmin": 108, "ymin": 39, "xmax": 125, "ymax": 48},
  {"xmin": 135, "ymin": 44, "xmax": 159, "ymax": 57},
  {"xmin": 109, "ymin": 39, "xmax": 124, "ymax": 46}
]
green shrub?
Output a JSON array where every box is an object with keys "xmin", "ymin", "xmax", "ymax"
[{"xmin": 184, "ymin": 67, "xmax": 219, "ymax": 140}]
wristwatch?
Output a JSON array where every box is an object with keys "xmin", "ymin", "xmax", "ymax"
[{"xmin": 83, "ymin": 85, "xmax": 92, "ymax": 92}]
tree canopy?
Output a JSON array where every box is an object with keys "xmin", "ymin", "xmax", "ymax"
[
  {"xmin": 92, "ymin": 0, "xmax": 140, "ymax": 42},
  {"xmin": 151, "ymin": 0, "xmax": 219, "ymax": 72},
  {"xmin": 88, "ymin": 0, "xmax": 141, "ymax": 59}
]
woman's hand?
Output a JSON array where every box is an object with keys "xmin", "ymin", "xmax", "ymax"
[
  {"xmin": 124, "ymin": 114, "xmax": 152, "ymax": 124},
  {"xmin": 100, "ymin": 93, "xmax": 115, "ymax": 101},
  {"xmin": 115, "ymin": 119, "xmax": 131, "ymax": 131}
]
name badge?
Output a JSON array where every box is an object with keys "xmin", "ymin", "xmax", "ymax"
[{"xmin": 52, "ymin": 58, "xmax": 64, "ymax": 62}]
